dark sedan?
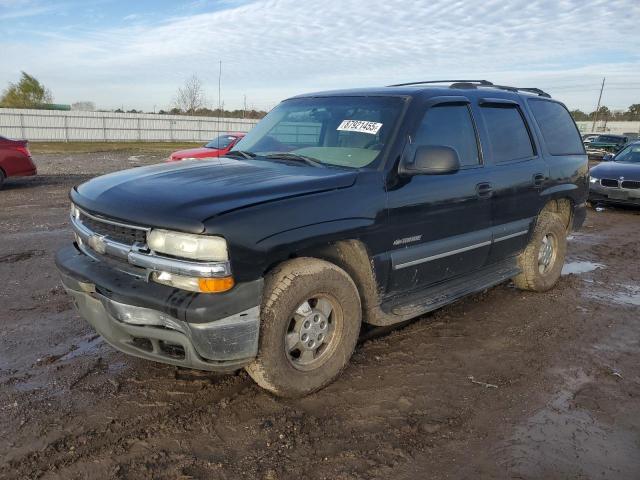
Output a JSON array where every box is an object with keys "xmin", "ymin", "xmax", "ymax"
[
  {"xmin": 589, "ymin": 141, "xmax": 640, "ymax": 206},
  {"xmin": 585, "ymin": 134, "xmax": 629, "ymax": 161}
]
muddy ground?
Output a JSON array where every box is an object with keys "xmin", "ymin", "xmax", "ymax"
[{"xmin": 1, "ymin": 151, "xmax": 639, "ymax": 480}]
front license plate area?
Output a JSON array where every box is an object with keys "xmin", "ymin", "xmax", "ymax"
[{"xmin": 608, "ymin": 190, "xmax": 628, "ymax": 200}]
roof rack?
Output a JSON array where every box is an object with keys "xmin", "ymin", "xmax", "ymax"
[
  {"xmin": 387, "ymin": 80, "xmax": 493, "ymax": 87},
  {"xmin": 386, "ymin": 80, "xmax": 551, "ymax": 98}
]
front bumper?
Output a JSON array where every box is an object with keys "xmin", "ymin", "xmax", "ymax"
[
  {"xmin": 56, "ymin": 246, "xmax": 263, "ymax": 372},
  {"xmin": 589, "ymin": 183, "xmax": 640, "ymax": 206}
]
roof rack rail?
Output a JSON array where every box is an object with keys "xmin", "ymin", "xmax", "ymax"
[
  {"xmin": 490, "ymin": 84, "xmax": 551, "ymax": 98},
  {"xmin": 516, "ymin": 87, "xmax": 551, "ymax": 98},
  {"xmin": 386, "ymin": 80, "xmax": 493, "ymax": 87},
  {"xmin": 386, "ymin": 79, "xmax": 552, "ymax": 98}
]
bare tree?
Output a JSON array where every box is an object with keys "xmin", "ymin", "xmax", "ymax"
[
  {"xmin": 173, "ymin": 75, "xmax": 206, "ymax": 114},
  {"xmin": 71, "ymin": 101, "xmax": 96, "ymax": 111}
]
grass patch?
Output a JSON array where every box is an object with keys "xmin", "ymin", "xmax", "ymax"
[{"xmin": 29, "ymin": 141, "xmax": 203, "ymax": 155}]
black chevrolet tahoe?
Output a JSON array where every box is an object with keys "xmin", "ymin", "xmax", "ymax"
[{"xmin": 56, "ymin": 80, "xmax": 588, "ymax": 397}]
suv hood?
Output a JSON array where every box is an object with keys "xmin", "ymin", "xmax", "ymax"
[{"xmin": 71, "ymin": 158, "xmax": 358, "ymax": 233}]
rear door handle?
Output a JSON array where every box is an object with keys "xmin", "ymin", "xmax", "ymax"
[
  {"xmin": 533, "ymin": 173, "xmax": 545, "ymax": 187},
  {"xmin": 476, "ymin": 182, "xmax": 493, "ymax": 198}
]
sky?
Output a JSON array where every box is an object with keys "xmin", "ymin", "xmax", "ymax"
[{"xmin": 1, "ymin": 0, "xmax": 639, "ymax": 112}]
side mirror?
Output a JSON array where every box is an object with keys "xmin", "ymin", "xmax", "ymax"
[
  {"xmin": 399, "ymin": 145, "xmax": 460, "ymax": 176},
  {"xmin": 602, "ymin": 153, "xmax": 614, "ymax": 162}
]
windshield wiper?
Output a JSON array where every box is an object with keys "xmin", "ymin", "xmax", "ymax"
[
  {"xmin": 225, "ymin": 150, "xmax": 256, "ymax": 159},
  {"xmin": 264, "ymin": 152, "xmax": 325, "ymax": 168}
]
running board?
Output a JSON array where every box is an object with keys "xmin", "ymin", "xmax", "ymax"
[{"xmin": 381, "ymin": 259, "xmax": 520, "ymax": 318}]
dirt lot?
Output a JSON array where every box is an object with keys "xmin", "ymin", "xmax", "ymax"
[{"xmin": 1, "ymin": 149, "xmax": 639, "ymax": 479}]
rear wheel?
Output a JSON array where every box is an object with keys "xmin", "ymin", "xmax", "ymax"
[
  {"xmin": 513, "ymin": 211, "xmax": 567, "ymax": 292},
  {"xmin": 246, "ymin": 258, "xmax": 361, "ymax": 397}
]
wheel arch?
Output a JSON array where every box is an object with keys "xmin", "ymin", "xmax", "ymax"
[
  {"xmin": 262, "ymin": 238, "xmax": 394, "ymax": 326},
  {"xmin": 538, "ymin": 197, "xmax": 573, "ymax": 232}
]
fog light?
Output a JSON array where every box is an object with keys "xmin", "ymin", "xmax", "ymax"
[{"xmin": 151, "ymin": 271, "xmax": 234, "ymax": 293}]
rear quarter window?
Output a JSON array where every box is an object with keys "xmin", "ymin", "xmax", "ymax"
[
  {"xmin": 481, "ymin": 104, "xmax": 534, "ymax": 163},
  {"xmin": 528, "ymin": 99, "xmax": 584, "ymax": 155}
]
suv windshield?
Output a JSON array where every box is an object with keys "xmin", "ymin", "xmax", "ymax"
[
  {"xmin": 205, "ymin": 135, "xmax": 237, "ymax": 149},
  {"xmin": 233, "ymin": 96, "xmax": 405, "ymax": 168},
  {"xmin": 615, "ymin": 144, "xmax": 640, "ymax": 163}
]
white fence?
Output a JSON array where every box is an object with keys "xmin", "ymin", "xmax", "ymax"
[
  {"xmin": 576, "ymin": 120, "xmax": 640, "ymax": 137},
  {"xmin": 0, "ymin": 108, "xmax": 259, "ymax": 142},
  {"xmin": 3, "ymin": 108, "xmax": 637, "ymax": 142}
]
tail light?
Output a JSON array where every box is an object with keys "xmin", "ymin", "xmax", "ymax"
[{"xmin": 14, "ymin": 144, "xmax": 31, "ymax": 157}]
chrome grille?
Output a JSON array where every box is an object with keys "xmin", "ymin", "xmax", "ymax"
[
  {"xmin": 600, "ymin": 179, "xmax": 619, "ymax": 188},
  {"xmin": 78, "ymin": 212, "xmax": 146, "ymax": 246},
  {"xmin": 621, "ymin": 180, "xmax": 640, "ymax": 189}
]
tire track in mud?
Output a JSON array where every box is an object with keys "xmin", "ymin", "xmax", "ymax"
[
  {"xmin": 0, "ymin": 249, "xmax": 45, "ymax": 264},
  {"xmin": 3, "ymin": 282, "xmax": 573, "ymax": 479},
  {"xmin": 2, "ymin": 372, "xmax": 255, "ymax": 478}
]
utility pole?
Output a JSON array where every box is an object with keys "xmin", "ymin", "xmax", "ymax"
[
  {"xmin": 591, "ymin": 77, "xmax": 605, "ymax": 133},
  {"xmin": 218, "ymin": 60, "xmax": 222, "ymax": 116},
  {"xmin": 217, "ymin": 60, "xmax": 222, "ymax": 146}
]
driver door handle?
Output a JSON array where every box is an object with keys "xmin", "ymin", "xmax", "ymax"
[
  {"xmin": 533, "ymin": 173, "xmax": 545, "ymax": 187},
  {"xmin": 476, "ymin": 182, "xmax": 493, "ymax": 198}
]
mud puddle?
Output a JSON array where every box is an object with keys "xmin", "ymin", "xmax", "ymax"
[
  {"xmin": 562, "ymin": 260, "xmax": 604, "ymax": 275},
  {"xmin": 507, "ymin": 368, "xmax": 640, "ymax": 479},
  {"xmin": 583, "ymin": 281, "xmax": 640, "ymax": 307}
]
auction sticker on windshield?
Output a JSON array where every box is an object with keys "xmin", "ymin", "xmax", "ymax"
[{"xmin": 337, "ymin": 120, "xmax": 383, "ymax": 135}]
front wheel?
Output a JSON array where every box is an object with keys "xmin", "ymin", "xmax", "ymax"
[
  {"xmin": 246, "ymin": 258, "xmax": 361, "ymax": 397},
  {"xmin": 513, "ymin": 211, "xmax": 567, "ymax": 292}
]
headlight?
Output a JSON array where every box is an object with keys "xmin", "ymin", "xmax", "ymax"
[
  {"xmin": 589, "ymin": 176, "xmax": 599, "ymax": 184},
  {"xmin": 147, "ymin": 229, "xmax": 228, "ymax": 261}
]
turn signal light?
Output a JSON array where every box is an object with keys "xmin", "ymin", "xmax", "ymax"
[
  {"xmin": 151, "ymin": 271, "xmax": 234, "ymax": 293},
  {"xmin": 198, "ymin": 276, "xmax": 235, "ymax": 293}
]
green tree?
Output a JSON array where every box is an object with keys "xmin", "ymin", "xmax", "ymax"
[
  {"xmin": 626, "ymin": 104, "xmax": 640, "ymax": 120},
  {"xmin": 0, "ymin": 72, "xmax": 53, "ymax": 108},
  {"xmin": 588, "ymin": 105, "xmax": 611, "ymax": 120},
  {"xmin": 569, "ymin": 109, "xmax": 589, "ymax": 121}
]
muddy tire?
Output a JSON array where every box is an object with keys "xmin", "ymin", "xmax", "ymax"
[
  {"xmin": 246, "ymin": 257, "xmax": 361, "ymax": 397},
  {"xmin": 513, "ymin": 211, "xmax": 567, "ymax": 292}
]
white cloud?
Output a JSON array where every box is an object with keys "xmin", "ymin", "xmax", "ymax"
[
  {"xmin": 1, "ymin": 0, "xmax": 639, "ymax": 111},
  {"xmin": 0, "ymin": 0, "xmax": 57, "ymax": 19}
]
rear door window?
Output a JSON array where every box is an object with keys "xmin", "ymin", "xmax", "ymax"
[
  {"xmin": 528, "ymin": 100, "xmax": 584, "ymax": 155},
  {"xmin": 481, "ymin": 105, "xmax": 534, "ymax": 163},
  {"xmin": 414, "ymin": 104, "xmax": 480, "ymax": 167}
]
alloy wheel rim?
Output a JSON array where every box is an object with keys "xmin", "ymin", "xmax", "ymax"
[
  {"xmin": 538, "ymin": 233, "xmax": 557, "ymax": 274},
  {"xmin": 284, "ymin": 294, "xmax": 342, "ymax": 371}
]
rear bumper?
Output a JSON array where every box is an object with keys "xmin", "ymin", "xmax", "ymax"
[
  {"xmin": 8, "ymin": 162, "xmax": 37, "ymax": 177},
  {"xmin": 56, "ymin": 245, "xmax": 263, "ymax": 371},
  {"xmin": 11, "ymin": 167, "xmax": 37, "ymax": 177}
]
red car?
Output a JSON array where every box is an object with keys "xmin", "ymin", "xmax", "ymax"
[
  {"xmin": 168, "ymin": 133, "xmax": 246, "ymax": 162},
  {"xmin": 0, "ymin": 136, "xmax": 37, "ymax": 189}
]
